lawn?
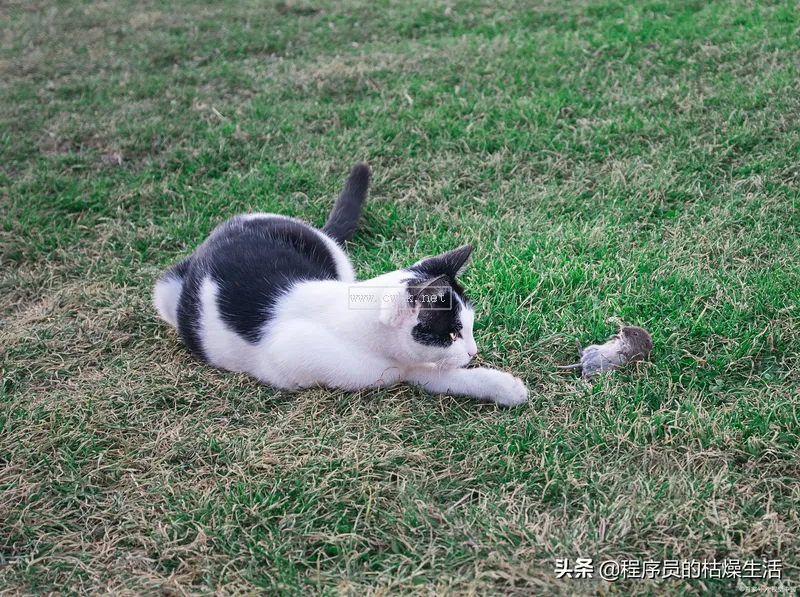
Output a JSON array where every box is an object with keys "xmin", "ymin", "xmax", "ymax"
[{"xmin": 1, "ymin": 0, "xmax": 799, "ymax": 594}]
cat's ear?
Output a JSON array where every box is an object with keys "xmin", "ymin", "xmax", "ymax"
[
  {"xmin": 378, "ymin": 276, "xmax": 450, "ymax": 328},
  {"xmin": 408, "ymin": 274, "xmax": 449, "ymax": 307},
  {"xmin": 416, "ymin": 244, "xmax": 473, "ymax": 277}
]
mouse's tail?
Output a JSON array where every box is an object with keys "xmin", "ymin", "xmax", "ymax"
[
  {"xmin": 557, "ymin": 363, "xmax": 582, "ymax": 370},
  {"xmin": 322, "ymin": 162, "xmax": 370, "ymax": 245}
]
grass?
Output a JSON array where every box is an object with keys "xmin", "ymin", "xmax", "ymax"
[{"xmin": 1, "ymin": 0, "xmax": 799, "ymax": 594}]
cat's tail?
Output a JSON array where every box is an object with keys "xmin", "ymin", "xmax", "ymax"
[
  {"xmin": 322, "ymin": 162, "xmax": 370, "ymax": 245},
  {"xmin": 153, "ymin": 257, "xmax": 192, "ymax": 328}
]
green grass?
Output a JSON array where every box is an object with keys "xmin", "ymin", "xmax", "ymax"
[{"xmin": 1, "ymin": 0, "xmax": 799, "ymax": 594}]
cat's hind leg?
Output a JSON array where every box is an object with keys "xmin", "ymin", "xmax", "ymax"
[{"xmin": 153, "ymin": 257, "xmax": 192, "ymax": 328}]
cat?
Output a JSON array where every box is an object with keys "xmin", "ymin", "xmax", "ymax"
[{"xmin": 153, "ymin": 163, "xmax": 528, "ymax": 407}]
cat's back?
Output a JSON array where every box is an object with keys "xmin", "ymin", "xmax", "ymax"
[
  {"xmin": 196, "ymin": 213, "xmax": 353, "ymax": 281},
  {"xmin": 176, "ymin": 213, "xmax": 354, "ymax": 357}
]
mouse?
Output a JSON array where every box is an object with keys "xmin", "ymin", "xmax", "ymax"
[{"xmin": 557, "ymin": 326, "xmax": 653, "ymax": 379}]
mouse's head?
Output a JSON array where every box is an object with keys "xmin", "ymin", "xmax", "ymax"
[{"xmin": 620, "ymin": 326, "xmax": 653, "ymax": 356}]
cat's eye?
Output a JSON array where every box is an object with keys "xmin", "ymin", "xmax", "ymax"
[{"xmin": 450, "ymin": 332, "xmax": 460, "ymax": 341}]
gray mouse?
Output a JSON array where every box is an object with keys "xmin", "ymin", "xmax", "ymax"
[{"xmin": 558, "ymin": 326, "xmax": 653, "ymax": 379}]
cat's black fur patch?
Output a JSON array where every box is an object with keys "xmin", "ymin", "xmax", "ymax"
[
  {"xmin": 404, "ymin": 245, "xmax": 473, "ymax": 348},
  {"xmin": 407, "ymin": 244, "xmax": 472, "ymax": 306},
  {"xmin": 175, "ymin": 262, "xmax": 205, "ymax": 359},
  {"xmin": 175, "ymin": 216, "xmax": 340, "ymax": 354},
  {"xmin": 158, "ymin": 163, "xmax": 370, "ymax": 363},
  {"xmin": 411, "ymin": 288, "xmax": 464, "ymax": 348},
  {"xmin": 322, "ymin": 163, "xmax": 370, "ymax": 245}
]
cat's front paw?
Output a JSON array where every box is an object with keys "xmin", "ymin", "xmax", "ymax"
[{"xmin": 479, "ymin": 370, "xmax": 528, "ymax": 408}]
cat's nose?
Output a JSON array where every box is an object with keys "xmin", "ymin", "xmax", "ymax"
[{"xmin": 468, "ymin": 350, "xmax": 478, "ymax": 358}]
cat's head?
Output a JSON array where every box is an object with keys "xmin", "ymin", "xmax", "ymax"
[{"xmin": 380, "ymin": 244, "xmax": 478, "ymax": 368}]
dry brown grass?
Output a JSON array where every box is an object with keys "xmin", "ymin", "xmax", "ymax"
[{"xmin": 2, "ymin": 0, "xmax": 799, "ymax": 594}]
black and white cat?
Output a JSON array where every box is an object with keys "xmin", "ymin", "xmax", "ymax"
[{"xmin": 153, "ymin": 163, "xmax": 528, "ymax": 407}]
